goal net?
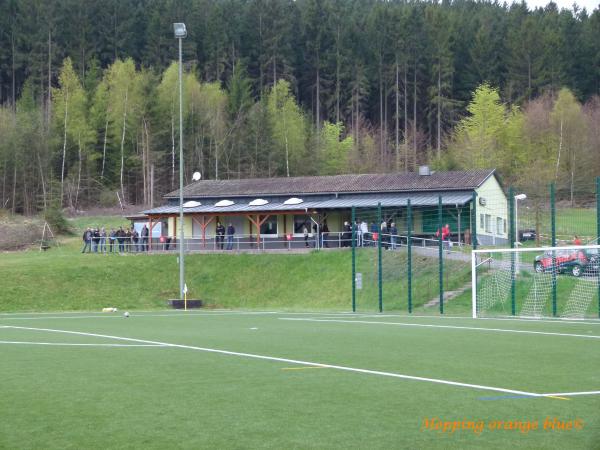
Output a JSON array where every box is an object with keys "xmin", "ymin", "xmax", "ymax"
[{"xmin": 471, "ymin": 244, "xmax": 600, "ymax": 319}]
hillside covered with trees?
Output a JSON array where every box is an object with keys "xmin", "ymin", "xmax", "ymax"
[{"xmin": 1, "ymin": 0, "xmax": 599, "ymax": 213}]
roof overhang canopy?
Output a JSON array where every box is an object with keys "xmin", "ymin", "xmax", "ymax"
[{"xmin": 143, "ymin": 192, "xmax": 473, "ymax": 215}]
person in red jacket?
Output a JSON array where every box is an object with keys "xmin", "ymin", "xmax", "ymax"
[
  {"xmin": 436, "ymin": 224, "xmax": 450, "ymax": 239},
  {"xmin": 436, "ymin": 224, "xmax": 451, "ymax": 249}
]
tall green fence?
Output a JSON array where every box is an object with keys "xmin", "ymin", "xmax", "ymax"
[
  {"xmin": 350, "ymin": 178, "xmax": 600, "ymax": 317},
  {"xmin": 351, "ymin": 197, "xmax": 474, "ymax": 315}
]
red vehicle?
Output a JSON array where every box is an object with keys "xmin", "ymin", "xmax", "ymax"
[{"xmin": 534, "ymin": 248, "xmax": 599, "ymax": 277}]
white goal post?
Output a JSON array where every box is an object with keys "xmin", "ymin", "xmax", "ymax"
[{"xmin": 471, "ymin": 244, "xmax": 600, "ymax": 319}]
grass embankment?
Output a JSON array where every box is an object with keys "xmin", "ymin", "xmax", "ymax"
[
  {"xmin": 0, "ymin": 247, "xmax": 351, "ymax": 312},
  {"xmin": 0, "ymin": 215, "xmax": 473, "ymax": 313},
  {"xmin": 0, "ymin": 246, "xmax": 473, "ymax": 314}
]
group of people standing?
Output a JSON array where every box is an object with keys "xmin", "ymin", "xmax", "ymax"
[
  {"xmin": 81, "ymin": 225, "xmax": 150, "ymax": 253},
  {"xmin": 215, "ymin": 222, "xmax": 236, "ymax": 250},
  {"xmin": 345, "ymin": 220, "xmax": 399, "ymax": 249}
]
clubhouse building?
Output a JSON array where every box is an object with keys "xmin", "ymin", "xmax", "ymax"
[{"xmin": 137, "ymin": 167, "xmax": 508, "ymax": 250}]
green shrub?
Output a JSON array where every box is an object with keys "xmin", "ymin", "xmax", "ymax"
[{"xmin": 44, "ymin": 206, "xmax": 72, "ymax": 235}]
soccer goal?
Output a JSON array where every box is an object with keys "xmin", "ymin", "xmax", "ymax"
[{"xmin": 471, "ymin": 244, "xmax": 600, "ymax": 319}]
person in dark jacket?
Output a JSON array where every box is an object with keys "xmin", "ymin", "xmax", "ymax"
[
  {"xmin": 141, "ymin": 225, "xmax": 149, "ymax": 251},
  {"xmin": 117, "ymin": 227, "xmax": 125, "ymax": 253},
  {"xmin": 342, "ymin": 221, "xmax": 352, "ymax": 247},
  {"xmin": 91, "ymin": 228, "xmax": 99, "ymax": 253},
  {"xmin": 81, "ymin": 228, "xmax": 92, "ymax": 253},
  {"xmin": 226, "ymin": 223, "xmax": 235, "ymax": 250},
  {"xmin": 216, "ymin": 222, "xmax": 225, "ymax": 250},
  {"xmin": 321, "ymin": 221, "xmax": 329, "ymax": 248}
]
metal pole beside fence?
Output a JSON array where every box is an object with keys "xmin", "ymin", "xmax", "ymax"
[
  {"xmin": 351, "ymin": 206, "xmax": 356, "ymax": 313},
  {"xmin": 551, "ymin": 183, "xmax": 557, "ymax": 317},
  {"xmin": 438, "ymin": 195, "xmax": 444, "ymax": 314},
  {"xmin": 377, "ymin": 202, "xmax": 383, "ymax": 313},
  {"xmin": 597, "ymin": 177, "xmax": 600, "ymax": 318},
  {"xmin": 407, "ymin": 199, "xmax": 412, "ymax": 314}
]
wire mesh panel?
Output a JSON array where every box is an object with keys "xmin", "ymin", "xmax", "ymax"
[
  {"xmin": 512, "ymin": 180, "xmax": 598, "ymax": 248},
  {"xmin": 352, "ymin": 200, "xmax": 475, "ymax": 314},
  {"xmin": 473, "ymin": 246, "xmax": 600, "ymax": 319},
  {"xmin": 353, "ymin": 207, "xmax": 384, "ymax": 312},
  {"xmin": 555, "ymin": 180, "xmax": 598, "ymax": 245}
]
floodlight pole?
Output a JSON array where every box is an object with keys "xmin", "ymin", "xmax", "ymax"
[
  {"xmin": 514, "ymin": 194, "xmax": 527, "ymax": 247},
  {"xmin": 514, "ymin": 193, "xmax": 526, "ymax": 275},
  {"xmin": 175, "ymin": 23, "xmax": 187, "ymax": 301}
]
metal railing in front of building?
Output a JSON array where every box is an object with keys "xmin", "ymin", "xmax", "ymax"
[{"xmin": 81, "ymin": 232, "xmax": 470, "ymax": 254}]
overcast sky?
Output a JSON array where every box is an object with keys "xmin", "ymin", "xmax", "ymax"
[{"xmin": 515, "ymin": 0, "xmax": 599, "ymax": 12}]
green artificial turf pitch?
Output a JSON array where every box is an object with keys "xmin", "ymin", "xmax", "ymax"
[{"xmin": 0, "ymin": 311, "xmax": 598, "ymax": 449}]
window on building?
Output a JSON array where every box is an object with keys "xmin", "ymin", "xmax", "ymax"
[
  {"xmin": 480, "ymin": 214, "xmax": 485, "ymax": 229},
  {"xmin": 485, "ymin": 214, "xmax": 491, "ymax": 233},
  {"xmin": 260, "ymin": 216, "xmax": 278, "ymax": 235},
  {"xmin": 496, "ymin": 217, "xmax": 504, "ymax": 236},
  {"xmin": 293, "ymin": 215, "xmax": 311, "ymax": 234}
]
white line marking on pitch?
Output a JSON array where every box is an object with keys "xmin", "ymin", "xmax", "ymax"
[
  {"xmin": 0, "ymin": 310, "xmax": 351, "ymax": 321},
  {"xmin": 3, "ymin": 325, "xmax": 542, "ymax": 398},
  {"xmin": 3, "ymin": 310, "xmax": 598, "ymax": 326},
  {"xmin": 0, "ymin": 341, "xmax": 166, "ymax": 347},
  {"xmin": 279, "ymin": 318, "xmax": 600, "ymax": 340},
  {"xmin": 540, "ymin": 391, "xmax": 600, "ymax": 397},
  {"xmin": 7, "ymin": 325, "xmax": 599, "ymax": 398},
  {"xmin": 0, "ymin": 312, "xmax": 271, "ymax": 321},
  {"xmin": 338, "ymin": 314, "xmax": 600, "ymax": 326}
]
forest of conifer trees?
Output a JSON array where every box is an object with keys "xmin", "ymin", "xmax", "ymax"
[{"xmin": 0, "ymin": 0, "xmax": 599, "ymax": 213}]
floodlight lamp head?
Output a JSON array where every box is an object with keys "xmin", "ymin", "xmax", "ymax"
[
  {"xmin": 514, "ymin": 194, "xmax": 527, "ymax": 201},
  {"xmin": 192, "ymin": 171, "xmax": 201, "ymax": 181},
  {"xmin": 173, "ymin": 23, "xmax": 187, "ymax": 38}
]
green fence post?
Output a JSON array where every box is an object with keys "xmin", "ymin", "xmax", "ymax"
[
  {"xmin": 509, "ymin": 187, "xmax": 516, "ymax": 316},
  {"xmin": 551, "ymin": 183, "xmax": 557, "ymax": 317},
  {"xmin": 351, "ymin": 206, "xmax": 356, "ymax": 313},
  {"xmin": 597, "ymin": 177, "xmax": 600, "ymax": 318},
  {"xmin": 471, "ymin": 192, "xmax": 478, "ymax": 251},
  {"xmin": 407, "ymin": 199, "xmax": 413, "ymax": 314},
  {"xmin": 438, "ymin": 195, "xmax": 444, "ymax": 314},
  {"xmin": 377, "ymin": 202, "xmax": 383, "ymax": 313}
]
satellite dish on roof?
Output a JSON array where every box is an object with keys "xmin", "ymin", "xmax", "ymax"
[{"xmin": 192, "ymin": 171, "xmax": 202, "ymax": 181}]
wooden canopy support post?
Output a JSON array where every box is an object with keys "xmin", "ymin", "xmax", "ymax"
[
  {"xmin": 192, "ymin": 215, "xmax": 214, "ymax": 248},
  {"xmin": 245, "ymin": 214, "xmax": 271, "ymax": 248}
]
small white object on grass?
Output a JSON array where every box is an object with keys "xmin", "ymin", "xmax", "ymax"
[
  {"xmin": 250, "ymin": 327, "xmax": 258, "ymax": 330},
  {"xmin": 124, "ymin": 312, "xmax": 130, "ymax": 318}
]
